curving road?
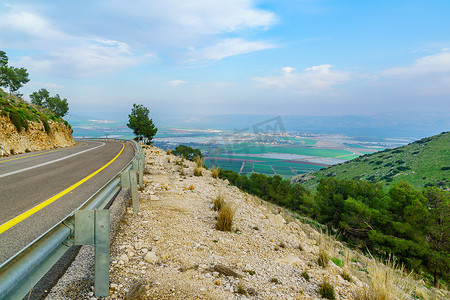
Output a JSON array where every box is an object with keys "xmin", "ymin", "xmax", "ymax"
[{"xmin": 0, "ymin": 140, "xmax": 135, "ymax": 264}]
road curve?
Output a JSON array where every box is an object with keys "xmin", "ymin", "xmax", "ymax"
[{"xmin": 0, "ymin": 140, "xmax": 135, "ymax": 264}]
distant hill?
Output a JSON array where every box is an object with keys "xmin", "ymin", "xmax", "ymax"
[{"xmin": 291, "ymin": 131, "xmax": 449, "ymax": 190}]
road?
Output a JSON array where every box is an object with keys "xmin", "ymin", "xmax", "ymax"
[{"xmin": 0, "ymin": 140, "xmax": 135, "ymax": 264}]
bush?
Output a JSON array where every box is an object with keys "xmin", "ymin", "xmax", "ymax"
[
  {"xmin": 172, "ymin": 145, "xmax": 202, "ymax": 161},
  {"xmin": 216, "ymin": 201, "xmax": 235, "ymax": 231},
  {"xmin": 8, "ymin": 110, "xmax": 24, "ymax": 132},
  {"xmin": 301, "ymin": 270, "xmax": 310, "ymax": 281},
  {"xmin": 41, "ymin": 118, "xmax": 51, "ymax": 134}
]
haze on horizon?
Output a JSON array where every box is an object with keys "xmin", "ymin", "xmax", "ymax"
[{"xmin": 1, "ymin": 0, "xmax": 449, "ymax": 125}]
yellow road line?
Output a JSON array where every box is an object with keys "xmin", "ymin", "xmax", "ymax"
[
  {"xmin": 0, "ymin": 142, "xmax": 88, "ymax": 164},
  {"xmin": 0, "ymin": 143, "xmax": 125, "ymax": 235}
]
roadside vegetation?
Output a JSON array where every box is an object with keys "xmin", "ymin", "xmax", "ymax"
[
  {"xmin": 0, "ymin": 50, "xmax": 71, "ymax": 134},
  {"xmin": 218, "ymin": 137, "xmax": 450, "ymax": 288}
]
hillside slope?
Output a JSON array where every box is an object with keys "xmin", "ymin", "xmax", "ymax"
[
  {"xmin": 291, "ymin": 132, "xmax": 449, "ymax": 190},
  {"xmin": 0, "ymin": 89, "xmax": 74, "ymax": 155},
  {"xmin": 47, "ymin": 147, "xmax": 448, "ymax": 299}
]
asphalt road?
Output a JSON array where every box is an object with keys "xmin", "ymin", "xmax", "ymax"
[{"xmin": 0, "ymin": 140, "xmax": 135, "ymax": 264}]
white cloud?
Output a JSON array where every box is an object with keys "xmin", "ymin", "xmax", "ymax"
[
  {"xmin": 19, "ymin": 38, "xmax": 147, "ymax": 77},
  {"xmin": 381, "ymin": 51, "xmax": 450, "ymax": 94},
  {"xmin": 254, "ymin": 65, "xmax": 351, "ymax": 95},
  {"xmin": 281, "ymin": 67, "xmax": 295, "ymax": 73},
  {"xmin": 168, "ymin": 80, "xmax": 187, "ymax": 86},
  {"xmin": 188, "ymin": 38, "xmax": 275, "ymax": 61}
]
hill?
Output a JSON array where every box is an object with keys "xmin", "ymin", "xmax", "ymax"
[
  {"xmin": 291, "ymin": 131, "xmax": 449, "ymax": 190},
  {"xmin": 0, "ymin": 88, "xmax": 74, "ymax": 155}
]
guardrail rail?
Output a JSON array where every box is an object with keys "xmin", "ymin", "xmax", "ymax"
[{"xmin": 0, "ymin": 138, "xmax": 146, "ymax": 299}]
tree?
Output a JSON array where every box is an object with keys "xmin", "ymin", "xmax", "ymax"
[
  {"xmin": 172, "ymin": 145, "xmax": 202, "ymax": 161},
  {"xmin": 0, "ymin": 51, "xmax": 30, "ymax": 95},
  {"xmin": 127, "ymin": 103, "xmax": 157, "ymax": 143},
  {"xmin": 30, "ymin": 88, "xmax": 69, "ymax": 117}
]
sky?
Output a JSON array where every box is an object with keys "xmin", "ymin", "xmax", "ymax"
[{"xmin": 1, "ymin": 0, "xmax": 450, "ymax": 124}]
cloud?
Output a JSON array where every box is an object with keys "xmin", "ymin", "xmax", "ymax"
[
  {"xmin": 380, "ymin": 51, "xmax": 450, "ymax": 94},
  {"xmin": 254, "ymin": 65, "xmax": 351, "ymax": 95},
  {"xmin": 188, "ymin": 38, "xmax": 275, "ymax": 62},
  {"xmin": 168, "ymin": 80, "xmax": 187, "ymax": 86},
  {"xmin": 28, "ymin": 82, "xmax": 65, "ymax": 89},
  {"xmin": 19, "ymin": 38, "xmax": 147, "ymax": 78}
]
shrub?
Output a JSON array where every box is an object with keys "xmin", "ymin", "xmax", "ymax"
[
  {"xmin": 213, "ymin": 194, "xmax": 225, "ymax": 211},
  {"xmin": 216, "ymin": 201, "xmax": 235, "ymax": 231},
  {"xmin": 41, "ymin": 118, "xmax": 51, "ymax": 134},
  {"xmin": 319, "ymin": 279, "xmax": 335, "ymax": 300},
  {"xmin": 8, "ymin": 110, "xmax": 23, "ymax": 132},
  {"xmin": 25, "ymin": 148, "xmax": 31, "ymax": 153},
  {"xmin": 270, "ymin": 278, "xmax": 280, "ymax": 284}
]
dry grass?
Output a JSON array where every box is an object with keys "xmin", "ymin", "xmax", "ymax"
[
  {"xmin": 178, "ymin": 166, "xmax": 186, "ymax": 176},
  {"xmin": 317, "ymin": 230, "xmax": 335, "ymax": 268},
  {"xmin": 213, "ymin": 194, "xmax": 225, "ymax": 211},
  {"xmin": 354, "ymin": 255, "xmax": 413, "ymax": 300},
  {"xmin": 193, "ymin": 166, "xmax": 202, "ymax": 176},
  {"xmin": 319, "ymin": 278, "xmax": 336, "ymax": 300},
  {"xmin": 216, "ymin": 201, "xmax": 235, "ymax": 231},
  {"xmin": 211, "ymin": 164, "xmax": 220, "ymax": 179},
  {"xmin": 166, "ymin": 148, "xmax": 171, "ymax": 155},
  {"xmin": 194, "ymin": 155, "xmax": 203, "ymax": 168}
]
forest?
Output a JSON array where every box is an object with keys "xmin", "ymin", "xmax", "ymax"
[{"xmin": 219, "ymin": 169, "xmax": 449, "ymax": 288}]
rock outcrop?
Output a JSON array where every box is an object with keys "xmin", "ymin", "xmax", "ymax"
[{"xmin": 0, "ymin": 115, "xmax": 75, "ymax": 156}]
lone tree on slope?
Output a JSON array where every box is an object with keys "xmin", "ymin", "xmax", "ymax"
[{"xmin": 127, "ymin": 103, "xmax": 158, "ymax": 143}]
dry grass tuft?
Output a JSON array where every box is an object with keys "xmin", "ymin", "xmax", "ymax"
[
  {"xmin": 194, "ymin": 155, "xmax": 203, "ymax": 168},
  {"xmin": 216, "ymin": 201, "xmax": 235, "ymax": 231},
  {"xmin": 178, "ymin": 166, "xmax": 186, "ymax": 176},
  {"xmin": 317, "ymin": 230, "xmax": 334, "ymax": 268},
  {"xmin": 166, "ymin": 148, "xmax": 171, "ymax": 155},
  {"xmin": 319, "ymin": 278, "xmax": 336, "ymax": 300},
  {"xmin": 211, "ymin": 164, "xmax": 220, "ymax": 179},
  {"xmin": 193, "ymin": 166, "xmax": 202, "ymax": 176},
  {"xmin": 213, "ymin": 194, "xmax": 225, "ymax": 211},
  {"xmin": 125, "ymin": 279, "xmax": 149, "ymax": 300},
  {"xmin": 354, "ymin": 255, "xmax": 412, "ymax": 300}
]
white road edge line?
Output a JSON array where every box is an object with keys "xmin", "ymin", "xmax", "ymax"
[{"xmin": 0, "ymin": 142, "xmax": 105, "ymax": 179}]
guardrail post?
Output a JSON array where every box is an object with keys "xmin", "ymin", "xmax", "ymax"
[
  {"xmin": 129, "ymin": 171, "xmax": 139, "ymax": 212},
  {"xmin": 95, "ymin": 210, "xmax": 110, "ymax": 296},
  {"xmin": 120, "ymin": 171, "xmax": 130, "ymax": 188},
  {"xmin": 74, "ymin": 210, "xmax": 110, "ymax": 297},
  {"xmin": 138, "ymin": 154, "xmax": 144, "ymax": 187}
]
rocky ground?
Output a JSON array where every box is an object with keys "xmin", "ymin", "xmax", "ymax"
[
  {"xmin": 103, "ymin": 146, "xmax": 445, "ymax": 300},
  {"xmin": 47, "ymin": 146, "xmax": 448, "ymax": 300}
]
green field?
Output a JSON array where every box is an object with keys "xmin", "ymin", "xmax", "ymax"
[
  {"xmin": 292, "ymin": 132, "xmax": 450, "ymax": 190},
  {"xmin": 229, "ymin": 144, "xmax": 352, "ymax": 158}
]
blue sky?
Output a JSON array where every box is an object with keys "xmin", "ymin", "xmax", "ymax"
[{"xmin": 1, "ymin": 0, "xmax": 449, "ymax": 123}]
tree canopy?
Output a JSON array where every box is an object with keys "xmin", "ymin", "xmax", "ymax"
[
  {"xmin": 127, "ymin": 103, "xmax": 157, "ymax": 143},
  {"xmin": 218, "ymin": 170, "xmax": 450, "ymax": 287},
  {"xmin": 0, "ymin": 51, "xmax": 30, "ymax": 95},
  {"xmin": 30, "ymin": 88, "xmax": 69, "ymax": 117},
  {"xmin": 172, "ymin": 145, "xmax": 203, "ymax": 161}
]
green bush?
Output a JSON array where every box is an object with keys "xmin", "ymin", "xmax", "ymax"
[
  {"xmin": 41, "ymin": 118, "xmax": 51, "ymax": 134},
  {"xmin": 9, "ymin": 110, "xmax": 23, "ymax": 132}
]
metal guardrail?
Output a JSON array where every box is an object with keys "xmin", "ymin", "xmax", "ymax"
[{"xmin": 0, "ymin": 138, "xmax": 146, "ymax": 299}]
